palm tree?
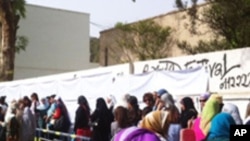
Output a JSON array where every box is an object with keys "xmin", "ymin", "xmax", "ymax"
[{"xmin": 0, "ymin": 0, "xmax": 26, "ymax": 81}]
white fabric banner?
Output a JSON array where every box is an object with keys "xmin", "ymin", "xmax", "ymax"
[
  {"xmin": 0, "ymin": 67, "xmax": 208, "ymax": 123},
  {"xmin": 128, "ymin": 67, "xmax": 208, "ymax": 102}
]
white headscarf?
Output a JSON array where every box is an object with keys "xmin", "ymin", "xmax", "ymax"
[
  {"xmin": 222, "ymin": 103, "xmax": 243, "ymax": 125},
  {"xmin": 4, "ymin": 101, "xmax": 18, "ymax": 124},
  {"xmin": 37, "ymin": 97, "xmax": 49, "ymax": 110},
  {"xmin": 114, "ymin": 94, "xmax": 130, "ymax": 110}
]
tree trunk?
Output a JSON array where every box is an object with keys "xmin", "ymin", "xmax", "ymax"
[{"xmin": 0, "ymin": 0, "xmax": 18, "ymax": 81}]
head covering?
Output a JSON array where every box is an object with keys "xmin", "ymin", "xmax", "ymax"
[
  {"xmin": 181, "ymin": 97, "xmax": 196, "ymax": 110},
  {"xmin": 160, "ymin": 93, "xmax": 175, "ymax": 109},
  {"xmin": 0, "ymin": 96, "xmax": 6, "ymax": 101},
  {"xmin": 180, "ymin": 97, "xmax": 198, "ymax": 128},
  {"xmin": 4, "ymin": 101, "xmax": 18, "ymax": 123},
  {"xmin": 37, "ymin": 97, "xmax": 49, "ymax": 110},
  {"xmin": 107, "ymin": 94, "xmax": 117, "ymax": 105},
  {"xmin": 222, "ymin": 103, "xmax": 243, "ymax": 125},
  {"xmin": 114, "ymin": 126, "xmax": 160, "ymax": 141},
  {"xmin": 96, "ymin": 97, "xmax": 108, "ymax": 111},
  {"xmin": 207, "ymin": 113, "xmax": 235, "ymax": 140},
  {"xmin": 200, "ymin": 94, "xmax": 221, "ymax": 135},
  {"xmin": 50, "ymin": 94, "xmax": 56, "ymax": 99},
  {"xmin": 140, "ymin": 110, "xmax": 169, "ymax": 138},
  {"xmin": 157, "ymin": 89, "xmax": 168, "ymax": 97},
  {"xmin": 114, "ymin": 94, "xmax": 130, "ymax": 109},
  {"xmin": 200, "ymin": 92, "xmax": 210, "ymax": 101},
  {"xmin": 78, "ymin": 95, "xmax": 87, "ymax": 105},
  {"xmin": 77, "ymin": 95, "xmax": 90, "ymax": 113}
]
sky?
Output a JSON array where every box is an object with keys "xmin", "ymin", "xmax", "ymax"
[
  {"xmin": 25, "ymin": 0, "xmax": 182, "ymax": 37},
  {"xmin": 25, "ymin": 0, "xmax": 205, "ymax": 37}
]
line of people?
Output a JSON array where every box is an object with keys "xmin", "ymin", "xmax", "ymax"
[
  {"xmin": 70, "ymin": 89, "xmax": 250, "ymax": 141},
  {"xmin": 0, "ymin": 89, "xmax": 249, "ymax": 141},
  {"xmin": 110, "ymin": 89, "xmax": 250, "ymax": 141},
  {"xmin": 0, "ymin": 93, "xmax": 72, "ymax": 141},
  {"xmin": 0, "ymin": 94, "xmax": 38, "ymax": 141}
]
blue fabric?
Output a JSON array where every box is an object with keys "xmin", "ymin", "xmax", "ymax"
[
  {"xmin": 47, "ymin": 102, "xmax": 57, "ymax": 117},
  {"xmin": 157, "ymin": 89, "xmax": 168, "ymax": 97},
  {"xmin": 167, "ymin": 124, "xmax": 181, "ymax": 141},
  {"xmin": 207, "ymin": 113, "xmax": 235, "ymax": 140}
]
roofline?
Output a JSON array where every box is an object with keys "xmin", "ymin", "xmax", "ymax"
[
  {"xmin": 26, "ymin": 3, "xmax": 90, "ymax": 16},
  {"xmin": 100, "ymin": 2, "xmax": 209, "ymax": 34}
]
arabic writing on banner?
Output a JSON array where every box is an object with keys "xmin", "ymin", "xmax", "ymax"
[{"xmin": 133, "ymin": 48, "xmax": 250, "ymax": 92}]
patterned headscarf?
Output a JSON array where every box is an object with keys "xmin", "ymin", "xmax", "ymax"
[
  {"xmin": 200, "ymin": 94, "xmax": 221, "ymax": 135},
  {"xmin": 140, "ymin": 110, "xmax": 169, "ymax": 138}
]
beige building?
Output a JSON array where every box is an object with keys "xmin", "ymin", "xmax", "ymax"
[{"xmin": 99, "ymin": 3, "xmax": 215, "ymax": 66}]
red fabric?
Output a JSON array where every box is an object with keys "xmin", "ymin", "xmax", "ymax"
[
  {"xmin": 180, "ymin": 129, "xmax": 196, "ymax": 141},
  {"xmin": 76, "ymin": 128, "xmax": 92, "ymax": 141},
  {"xmin": 53, "ymin": 107, "xmax": 62, "ymax": 119}
]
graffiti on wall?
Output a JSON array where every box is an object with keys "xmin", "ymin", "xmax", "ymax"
[{"xmin": 140, "ymin": 53, "xmax": 249, "ymax": 90}]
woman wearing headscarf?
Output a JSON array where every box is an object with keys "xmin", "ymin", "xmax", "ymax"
[
  {"xmin": 114, "ymin": 110, "xmax": 171, "ymax": 141},
  {"xmin": 106, "ymin": 94, "xmax": 117, "ymax": 113},
  {"xmin": 30, "ymin": 93, "xmax": 40, "ymax": 117},
  {"xmin": 52, "ymin": 97, "xmax": 71, "ymax": 140},
  {"xmin": 200, "ymin": 94, "xmax": 222, "ymax": 136},
  {"xmin": 20, "ymin": 96, "xmax": 36, "ymax": 141},
  {"xmin": 206, "ymin": 113, "xmax": 235, "ymax": 141},
  {"xmin": 3, "ymin": 100, "xmax": 19, "ymax": 141},
  {"xmin": 114, "ymin": 94, "xmax": 130, "ymax": 110},
  {"xmin": 114, "ymin": 126, "xmax": 160, "ymax": 141},
  {"xmin": 157, "ymin": 93, "xmax": 181, "ymax": 141},
  {"xmin": 180, "ymin": 97, "xmax": 198, "ymax": 128},
  {"xmin": 157, "ymin": 92, "xmax": 175, "ymax": 111},
  {"xmin": 221, "ymin": 103, "xmax": 242, "ymax": 125},
  {"xmin": 91, "ymin": 97, "xmax": 114, "ymax": 141},
  {"xmin": 192, "ymin": 92, "xmax": 210, "ymax": 141},
  {"xmin": 74, "ymin": 95, "xmax": 91, "ymax": 140},
  {"xmin": 36, "ymin": 97, "xmax": 49, "ymax": 129}
]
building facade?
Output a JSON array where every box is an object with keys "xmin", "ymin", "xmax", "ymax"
[
  {"xmin": 99, "ymin": 4, "xmax": 215, "ymax": 66},
  {"xmin": 15, "ymin": 4, "xmax": 98, "ymax": 80}
]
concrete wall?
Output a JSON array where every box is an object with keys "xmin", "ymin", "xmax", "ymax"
[
  {"xmin": 15, "ymin": 4, "xmax": 98, "ymax": 80},
  {"xmin": 99, "ymin": 4, "xmax": 216, "ymax": 66}
]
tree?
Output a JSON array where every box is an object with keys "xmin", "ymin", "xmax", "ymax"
[
  {"xmin": 90, "ymin": 37, "xmax": 99, "ymax": 63},
  {"xmin": 110, "ymin": 20, "xmax": 174, "ymax": 64},
  {"xmin": 176, "ymin": 0, "xmax": 250, "ymax": 54},
  {"xmin": 0, "ymin": 0, "xmax": 26, "ymax": 81}
]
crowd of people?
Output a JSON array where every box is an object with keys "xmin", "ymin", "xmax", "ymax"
[{"xmin": 0, "ymin": 89, "xmax": 249, "ymax": 141}]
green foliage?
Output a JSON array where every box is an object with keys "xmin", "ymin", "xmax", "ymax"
[
  {"xmin": 176, "ymin": 0, "xmax": 250, "ymax": 54},
  {"xmin": 15, "ymin": 36, "xmax": 28, "ymax": 54},
  {"xmin": 203, "ymin": 0, "xmax": 250, "ymax": 48},
  {"xmin": 114, "ymin": 20, "xmax": 174, "ymax": 62},
  {"xmin": 11, "ymin": 0, "xmax": 26, "ymax": 18},
  {"xmin": 90, "ymin": 37, "xmax": 99, "ymax": 63},
  {"xmin": 178, "ymin": 39, "xmax": 231, "ymax": 54},
  {"xmin": 175, "ymin": 0, "xmax": 187, "ymax": 9}
]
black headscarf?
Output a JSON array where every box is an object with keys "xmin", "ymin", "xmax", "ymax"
[{"xmin": 180, "ymin": 97, "xmax": 198, "ymax": 128}]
